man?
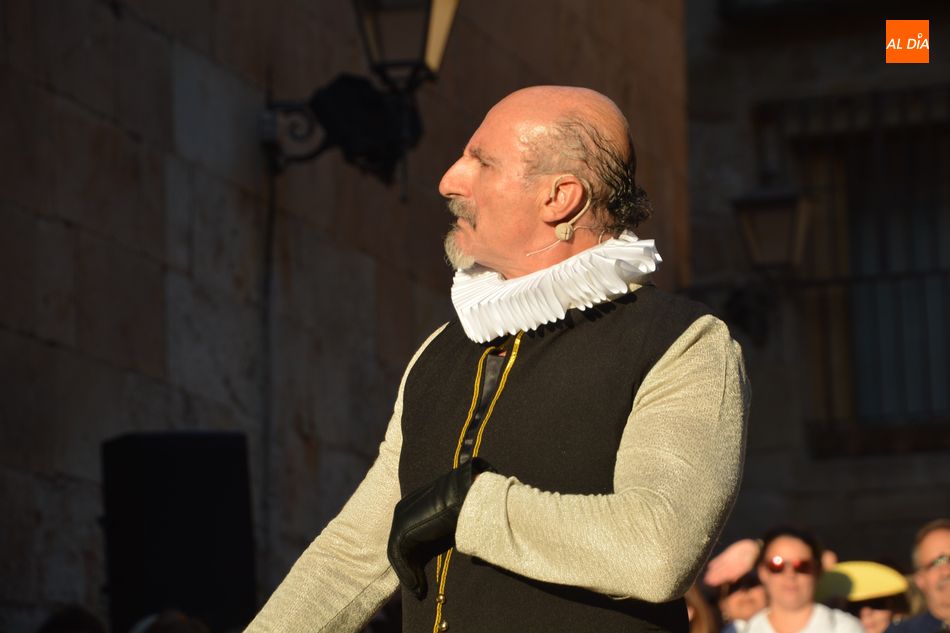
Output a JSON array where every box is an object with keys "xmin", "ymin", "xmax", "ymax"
[
  {"xmin": 244, "ymin": 86, "xmax": 749, "ymax": 633},
  {"xmin": 889, "ymin": 519, "xmax": 950, "ymax": 633}
]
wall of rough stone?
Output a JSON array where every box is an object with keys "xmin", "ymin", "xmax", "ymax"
[
  {"xmin": 686, "ymin": 1, "xmax": 950, "ymax": 564},
  {"xmin": 0, "ymin": 1, "xmax": 689, "ymax": 629}
]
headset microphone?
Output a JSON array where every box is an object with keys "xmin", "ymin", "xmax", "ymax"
[
  {"xmin": 524, "ymin": 176, "xmax": 595, "ymax": 257},
  {"xmin": 553, "ymin": 176, "xmax": 592, "ymax": 241}
]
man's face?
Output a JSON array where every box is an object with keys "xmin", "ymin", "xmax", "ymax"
[
  {"xmin": 914, "ymin": 529, "xmax": 950, "ymax": 619},
  {"xmin": 439, "ymin": 101, "xmax": 546, "ymax": 276}
]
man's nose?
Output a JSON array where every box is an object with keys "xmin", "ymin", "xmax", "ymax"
[{"xmin": 438, "ymin": 157, "xmax": 469, "ymax": 198}]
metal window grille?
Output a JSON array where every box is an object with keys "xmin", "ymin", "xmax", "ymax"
[{"xmin": 755, "ymin": 84, "xmax": 950, "ymax": 456}]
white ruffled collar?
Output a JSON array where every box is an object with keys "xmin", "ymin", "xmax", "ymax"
[{"xmin": 450, "ymin": 232, "xmax": 662, "ymax": 343}]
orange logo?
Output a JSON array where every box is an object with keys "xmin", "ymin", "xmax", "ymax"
[{"xmin": 886, "ymin": 20, "xmax": 929, "ymax": 63}]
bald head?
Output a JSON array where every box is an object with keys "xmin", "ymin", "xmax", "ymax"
[
  {"xmin": 491, "ymin": 86, "xmax": 650, "ymax": 235},
  {"xmin": 490, "ymin": 86, "xmax": 631, "ymax": 158}
]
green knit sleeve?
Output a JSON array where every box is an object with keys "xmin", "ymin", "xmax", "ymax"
[{"xmin": 455, "ymin": 314, "xmax": 749, "ymax": 601}]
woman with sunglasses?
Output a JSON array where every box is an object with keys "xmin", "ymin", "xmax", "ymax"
[{"xmin": 746, "ymin": 526, "xmax": 864, "ymax": 633}]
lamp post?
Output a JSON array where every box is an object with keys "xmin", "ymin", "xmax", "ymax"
[
  {"xmin": 354, "ymin": 0, "xmax": 459, "ymax": 93},
  {"xmin": 733, "ymin": 187, "xmax": 810, "ymax": 272},
  {"xmin": 722, "ymin": 188, "xmax": 811, "ymax": 346},
  {"xmin": 260, "ymin": 0, "xmax": 459, "ymax": 192}
]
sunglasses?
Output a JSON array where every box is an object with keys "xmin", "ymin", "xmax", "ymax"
[{"xmin": 764, "ymin": 555, "xmax": 816, "ymax": 575}]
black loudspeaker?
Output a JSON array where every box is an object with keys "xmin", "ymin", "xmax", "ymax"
[{"xmin": 101, "ymin": 432, "xmax": 257, "ymax": 633}]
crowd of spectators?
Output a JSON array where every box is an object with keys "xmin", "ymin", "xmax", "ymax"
[
  {"xmin": 32, "ymin": 518, "xmax": 949, "ymax": 633},
  {"xmin": 693, "ymin": 518, "xmax": 950, "ymax": 633}
]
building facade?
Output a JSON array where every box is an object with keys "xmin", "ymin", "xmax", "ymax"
[
  {"xmin": 686, "ymin": 0, "xmax": 950, "ymax": 562},
  {"xmin": 0, "ymin": 1, "xmax": 690, "ymax": 630}
]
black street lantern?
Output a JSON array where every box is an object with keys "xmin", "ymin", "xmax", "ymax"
[
  {"xmin": 354, "ymin": 0, "xmax": 459, "ymax": 93},
  {"xmin": 259, "ymin": 0, "xmax": 459, "ymax": 191},
  {"xmin": 733, "ymin": 188, "xmax": 811, "ymax": 272}
]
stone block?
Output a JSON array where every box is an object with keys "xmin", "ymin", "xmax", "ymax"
[
  {"xmin": 213, "ymin": 0, "xmax": 277, "ymax": 89},
  {"xmin": 278, "ymin": 444, "xmax": 372, "ymax": 539},
  {"xmin": 0, "ymin": 468, "xmax": 41, "ymax": 602},
  {"xmin": 0, "ymin": 606, "xmax": 49, "ymax": 633},
  {"xmin": 0, "ymin": 329, "xmax": 170, "ymax": 480},
  {"xmin": 313, "ymin": 447, "xmax": 374, "ymax": 526},
  {"xmin": 312, "ymin": 239, "xmax": 376, "ymax": 355},
  {"xmin": 274, "ymin": 215, "xmax": 376, "ymax": 340},
  {"xmin": 52, "ymin": 99, "xmax": 166, "ymax": 261},
  {"xmin": 0, "ymin": 69, "xmax": 55, "ymax": 214},
  {"xmin": 172, "ymin": 43, "xmax": 267, "ymax": 196},
  {"xmin": 0, "ymin": 203, "xmax": 36, "ymax": 332},
  {"xmin": 77, "ymin": 232, "xmax": 166, "ymax": 379},
  {"xmin": 410, "ymin": 277, "xmax": 452, "ymax": 345},
  {"xmin": 35, "ymin": 217, "xmax": 78, "ymax": 347},
  {"xmin": 122, "ymin": 0, "xmax": 213, "ymax": 55},
  {"xmin": 411, "ymin": 89, "xmax": 469, "ymax": 190},
  {"xmin": 34, "ymin": 475, "xmax": 106, "ymax": 609},
  {"xmin": 329, "ymin": 167, "xmax": 408, "ymax": 265},
  {"xmin": 120, "ymin": 369, "xmax": 173, "ymax": 433},
  {"xmin": 658, "ymin": 0, "xmax": 685, "ymax": 24},
  {"xmin": 269, "ymin": 3, "xmax": 333, "ymax": 99},
  {"xmin": 374, "ymin": 266, "xmax": 414, "ymax": 373},
  {"xmin": 34, "ymin": 0, "xmax": 118, "ymax": 118},
  {"xmin": 191, "ymin": 168, "xmax": 265, "ymax": 305},
  {"xmin": 271, "ymin": 318, "xmax": 322, "ymax": 445},
  {"xmin": 438, "ymin": 23, "xmax": 526, "ymax": 125},
  {"xmin": 273, "ymin": 316, "xmax": 391, "ymax": 457},
  {"xmin": 642, "ymin": 8, "xmax": 687, "ymax": 104},
  {"xmin": 303, "ymin": 0, "xmax": 359, "ymax": 40},
  {"xmin": 0, "ymin": 332, "xmax": 67, "ymax": 475},
  {"xmin": 164, "ymin": 154, "xmax": 193, "ymax": 273},
  {"xmin": 117, "ymin": 14, "xmax": 172, "ymax": 149},
  {"xmin": 407, "ymin": 215, "xmax": 457, "ymax": 296},
  {"xmin": 275, "ymin": 156, "xmax": 338, "ymax": 235},
  {"xmin": 166, "ymin": 271, "xmax": 262, "ymax": 418},
  {"xmin": 274, "ymin": 405, "xmax": 321, "ymax": 534},
  {"xmin": 169, "ymin": 387, "xmax": 253, "ymax": 433},
  {"xmin": 2, "ymin": 0, "xmax": 42, "ymax": 78}
]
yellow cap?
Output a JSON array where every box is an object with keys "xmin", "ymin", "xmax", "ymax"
[{"xmin": 816, "ymin": 561, "xmax": 909, "ymax": 602}]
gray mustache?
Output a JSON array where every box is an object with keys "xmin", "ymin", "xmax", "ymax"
[{"xmin": 447, "ymin": 198, "xmax": 475, "ymax": 223}]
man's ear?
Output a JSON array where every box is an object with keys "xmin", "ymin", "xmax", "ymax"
[
  {"xmin": 540, "ymin": 175, "xmax": 589, "ymax": 223},
  {"xmin": 914, "ymin": 569, "xmax": 926, "ymax": 592}
]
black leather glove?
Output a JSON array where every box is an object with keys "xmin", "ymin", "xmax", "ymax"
[{"xmin": 387, "ymin": 457, "xmax": 495, "ymax": 599}]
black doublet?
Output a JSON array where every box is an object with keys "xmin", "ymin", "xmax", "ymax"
[{"xmin": 399, "ymin": 286, "xmax": 709, "ymax": 633}]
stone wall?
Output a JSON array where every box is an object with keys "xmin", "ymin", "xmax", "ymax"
[
  {"xmin": 686, "ymin": 1, "xmax": 950, "ymax": 564},
  {"xmin": 0, "ymin": 1, "xmax": 690, "ymax": 629}
]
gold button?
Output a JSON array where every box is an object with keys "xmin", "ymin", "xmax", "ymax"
[
  {"xmin": 436, "ymin": 593, "xmax": 446, "ymax": 604},
  {"xmin": 439, "ymin": 621, "xmax": 449, "ymax": 631}
]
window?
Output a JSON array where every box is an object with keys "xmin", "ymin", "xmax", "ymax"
[{"xmin": 756, "ymin": 85, "xmax": 950, "ymax": 456}]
